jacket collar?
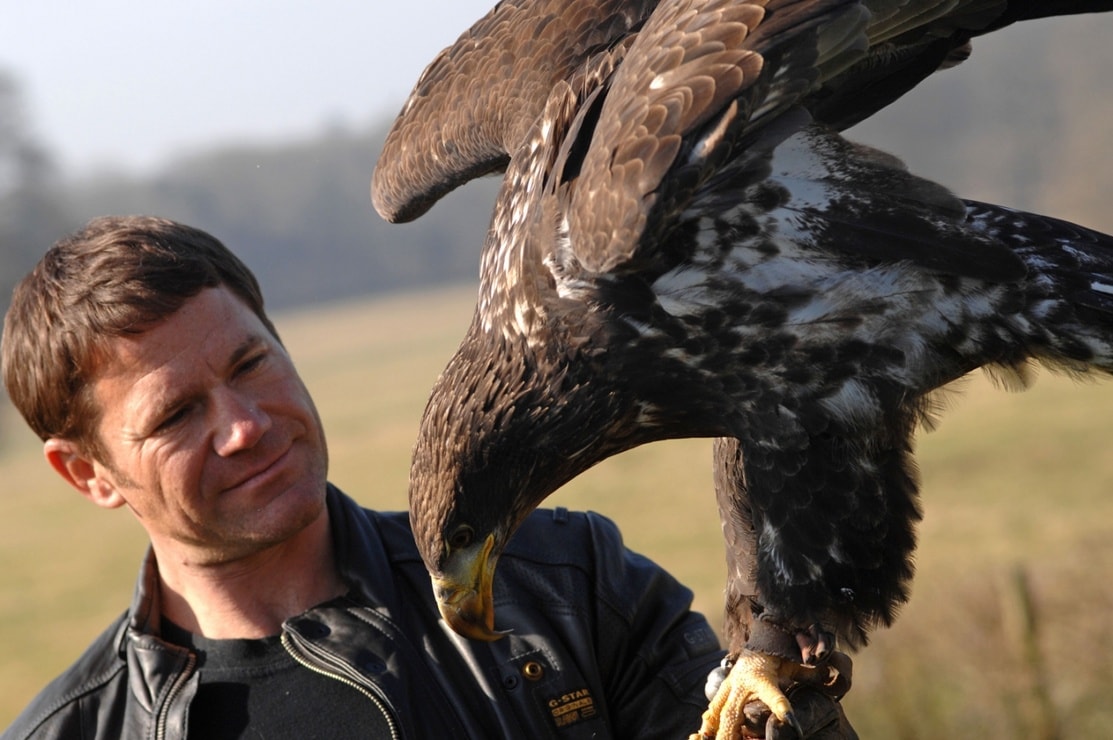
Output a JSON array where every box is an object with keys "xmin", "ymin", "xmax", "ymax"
[
  {"xmin": 323, "ymin": 483, "xmax": 410, "ymax": 615},
  {"xmin": 122, "ymin": 483, "xmax": 406, "ymax": 646},
  {"xmin": 125, "ymin": 546, "xmax": 168, "ymax": 644}
]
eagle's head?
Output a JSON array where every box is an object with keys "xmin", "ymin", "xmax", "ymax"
[
  {"xmin": 406, "ymin": 314, "xmax": 629, "ymax": 640},
  {"xmin": 409, "ymin": 400, "xmax": 541, "ymax": 641},
  {"xmin": 426, "ymin": 527, "xmax": 506, "ymax": 642},
  {"xmin": 407, "ymin": 367, "xmax": 562, "ymax": 641}
]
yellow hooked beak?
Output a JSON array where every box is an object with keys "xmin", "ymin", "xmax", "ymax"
[{"xmin": 432, "ymin": 533, "xmax": 508, "ymax": 641}]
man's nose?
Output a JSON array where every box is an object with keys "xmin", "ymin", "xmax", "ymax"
[{"xmin": 212, "ymin": 390, "xmax": 271, "ymax": 455}]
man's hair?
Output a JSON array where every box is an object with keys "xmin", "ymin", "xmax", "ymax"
[{"xmin": 1, "ymin": 215, "xmax": 278, "ymax": 460}]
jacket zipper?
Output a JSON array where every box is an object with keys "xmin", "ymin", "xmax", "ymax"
[
  {"xmin": 280, "ymin": 631, "xmax": 402, "ymax": 740},
  {"xmin": 155, "ymin": 652, "xmax": 197, "ymax": 740}
]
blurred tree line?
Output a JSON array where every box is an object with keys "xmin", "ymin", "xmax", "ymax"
[
  {"xmin": 57, "ymin": 128, "xmax": 504, "ymax": 312},
  {"xmin": 0, "ymin": 70, "xmax": 500, "ymax": 321},
  {"xmin": 0, "ymin": 72, "xmax": 71, "ymax": 317}
]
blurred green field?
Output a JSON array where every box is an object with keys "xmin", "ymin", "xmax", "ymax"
[{"xmin": 2, "ymin": 285, "xmax": 1112, "ymax": 735}]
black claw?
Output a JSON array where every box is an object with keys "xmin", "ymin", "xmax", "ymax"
[
  {"xmin": 785, "ymin": 710, "xmax": 803, "ymax": 736},
  {"xmin": 806, "ymin": 623, "xmax": 836, "ymax": 664}
]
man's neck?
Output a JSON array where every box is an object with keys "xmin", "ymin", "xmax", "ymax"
[{"xmin": 152, "ymin": 511, "xmax": 345, "ymax": 639}]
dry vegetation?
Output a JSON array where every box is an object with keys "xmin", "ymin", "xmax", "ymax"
[{"xmin": 2, "ymin": 285, "xmax": 1112, "ymax": 736}]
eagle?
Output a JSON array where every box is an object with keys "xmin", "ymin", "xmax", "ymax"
[{"xmin": 372, "ymin": 1, "xmax": 1113, "ymax": 736}]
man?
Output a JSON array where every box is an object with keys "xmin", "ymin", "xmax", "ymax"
[{"xmin": 0, "ymin": 216, "xmax": 726, "ymax": 739}]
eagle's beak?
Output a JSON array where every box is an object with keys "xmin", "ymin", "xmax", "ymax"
[{"xmin": 433, "ymin": 533, "xmax": 508, "ymax": 641}]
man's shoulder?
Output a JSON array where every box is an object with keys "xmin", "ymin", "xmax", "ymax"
[
  {"xmin": 509, "ymin": 507, "xmax": 626, "ymax": 566},
  {"xmin": 3, "ymin": 613, "xmax": 130, "ymax": 739}
]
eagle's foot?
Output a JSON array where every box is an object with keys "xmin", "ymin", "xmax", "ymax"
[{"xmin": 689, "ymin": 649, "xmax": 853, "ymax": 739}]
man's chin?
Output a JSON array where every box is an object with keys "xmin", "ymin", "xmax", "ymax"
[{"xmin": 211, "ymin": 478, "xmax": 328, "ymax": 547}]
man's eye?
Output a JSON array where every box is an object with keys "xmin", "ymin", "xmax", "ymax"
[
  {"xmin": 235, "ymin": 353, "xmax": 267, "ymax": 377},
  {"xmin": 154, "ymin": 407, "xmax": 189, "ymax": 433}
]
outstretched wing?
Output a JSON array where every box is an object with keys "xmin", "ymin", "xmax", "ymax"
[
  {"xmin": 551, "ymin": 0, "xmax": 1033, "ymax": 281},
  {"xmin": 374, "ymin": 0, "xmax": 1113, "ymax": 225},
  {"xmin": 372, "ymin": 0, "xmax": 659, "ymax": 223},
  {"xmin": 558, "ymin": 0, "xmax": 871, "ymax": 275}
]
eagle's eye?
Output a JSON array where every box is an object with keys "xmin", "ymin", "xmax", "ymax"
[{"xmin": 448, "ymin": 524, "xmax": 475, "ymax": 551}]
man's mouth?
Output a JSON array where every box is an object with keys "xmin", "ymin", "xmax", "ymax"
[{"xmin": 222, "ymin": 444, "xmax": 293, "ymax": 495}]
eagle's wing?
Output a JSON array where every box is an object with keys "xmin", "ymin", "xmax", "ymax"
[
  {"xmin": 372, "ymin": 0, "xmax": 659, "ymax": 223},
  {"xmin": 369, "ymin": 0, "xmax": 965, "ymax": 224},
  {"xmin": 555, "ymin": 0, "xmax": 1028, "ymax": 282},
  {"xmin": 373, "ymin": 0, "xmax": 1113, "ymax": 226},
  {"xmin": 558, "ymin": 0, "xmax": 873, "ymax": 275},
  {"xmin": 373, "ymin": 0, "xmax": 1081, "ymax": 226}
]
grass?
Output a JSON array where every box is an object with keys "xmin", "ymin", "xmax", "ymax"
[{"xmin": 2, "ymin": 284, "xmax": 1112, "ymax": 735}]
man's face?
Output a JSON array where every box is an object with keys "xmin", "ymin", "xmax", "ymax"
[{"xmin": 78, "ymin": 286, "xmax": 329, "ymax": 565}]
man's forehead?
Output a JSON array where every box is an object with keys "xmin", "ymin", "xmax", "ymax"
[{"xmin": 92, "ymin": 288, "xmax": 266, "ymax": 384}]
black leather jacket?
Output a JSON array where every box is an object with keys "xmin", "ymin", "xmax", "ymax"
[{"xmin": 4, "ymin": 485, "xmax": 724, "ymax": 739}]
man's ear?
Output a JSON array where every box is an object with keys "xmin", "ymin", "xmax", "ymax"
[{"xmin": 43, "ymin": 438, "xmax": 126, "ymax": 509}]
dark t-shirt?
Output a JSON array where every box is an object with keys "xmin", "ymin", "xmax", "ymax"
[{"xmin": 161, "ymin": 614, "xmax": 394, "ymax": 739}]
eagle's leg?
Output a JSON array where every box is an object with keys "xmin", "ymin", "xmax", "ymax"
[
  {"xmin": 690, "ymin": 622, "xmax": 852, "ymax": 739},
  {"xmin": 794, "ymin": 623, "xmax": 835, "ymax": 665}
]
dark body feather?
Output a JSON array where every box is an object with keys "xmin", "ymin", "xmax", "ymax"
[{"xmin": 376, "ymin": 0, "xmax": 1113, "ymax": 657}]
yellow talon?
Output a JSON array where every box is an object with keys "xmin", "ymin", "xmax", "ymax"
[{"xmin": 690, "ymin": 649, "xmax": 848, "ymax": 739}]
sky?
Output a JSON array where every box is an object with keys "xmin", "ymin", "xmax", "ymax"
[
  {"xmin": 1, "ymin": 0, "xmax": 496, "ymax": 175},
  {"xmin": 4, "ymin": 2, "xmax": 1113, "ymax": 183}
]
